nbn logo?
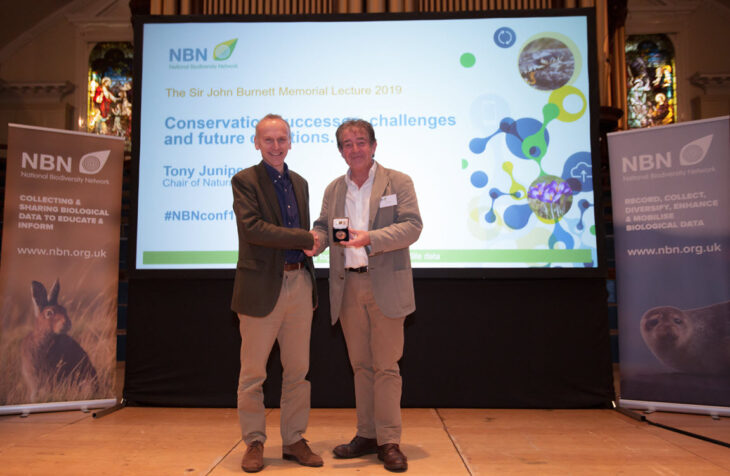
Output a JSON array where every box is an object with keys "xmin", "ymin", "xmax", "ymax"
[
  {"xmin": 620, "ymin": 133, "xmax": 714, "ymax": 173},
  {"xmin": 22, "ymin": 152, "xmax": 71, "ymax": 172},
  {"xmin": 169, "ymin": 48, "xmax": 207, "ymax": 62},
  {"xmin": 621, "ymin": 153, "xmax": 671, "ymax": 173}
]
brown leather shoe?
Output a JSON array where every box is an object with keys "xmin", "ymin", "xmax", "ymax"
[
  {"xmin": 333, "ymin": 435, "xmax": 378, "ymax": 458},
  {"xmin": 378, "ymin": 443, "xmax": 408, "ymax": 472},
  {"xmin": 241, "ymin": 441, "xmax": 264, "ymax": 473},
  {"xmin": 282, "ymin": 438, "xmax": 323, "ymax": 467}
]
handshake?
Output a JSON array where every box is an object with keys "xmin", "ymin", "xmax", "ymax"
[
  {"xmin": 303, "ymin": 230, "xmax": 320, "ymax": 257},
  {"xmin": 303, "ymin": 226, "xmax": 371, "ymax": 257}
]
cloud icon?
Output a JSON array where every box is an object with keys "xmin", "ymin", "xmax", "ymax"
[
  {"xmin": 79, "ymin": 150, "xmax": 110, "ymax": 175},
  {"xmin": 570, "ymin": 161, "xmax": 592, "ymax": 184}
]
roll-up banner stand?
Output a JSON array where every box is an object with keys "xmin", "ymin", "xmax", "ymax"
[
  {"xmin": 607, "ymin": 116, "xmax": 730, "ymax": 416},
  {"xmin": 0, "ymin": 124, "xmax": 124, "ymax": 415}
]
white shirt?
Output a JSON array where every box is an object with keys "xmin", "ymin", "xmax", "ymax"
[{"xmin": 343, "ymin": 161, "xmax": 377, "ymax": 269}]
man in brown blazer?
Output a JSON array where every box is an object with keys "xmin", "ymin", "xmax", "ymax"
[
  {"xmin": 231, "ymin": 114, "xmax": 322, "ymax": 473},
  {"xmin": 309, "ymin": 119, "xmax": 422, "ymax": 472}
]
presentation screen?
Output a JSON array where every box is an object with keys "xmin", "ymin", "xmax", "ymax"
[{"xmin": 132, "ymin": 10, "xmax": 603, "ymax": 275}]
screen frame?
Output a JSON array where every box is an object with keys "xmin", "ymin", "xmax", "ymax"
[{"xmin": 128, "ymin": 8, "xmax": 606, "ymax": 280}]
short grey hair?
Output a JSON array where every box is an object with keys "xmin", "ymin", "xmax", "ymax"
[{"xmin": 335, "ymin": 119, "xmax": 376, "ymax": 149}]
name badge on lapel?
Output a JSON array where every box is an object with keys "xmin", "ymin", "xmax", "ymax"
[{"xmin": 380, "ymin": 194, "xmax": 397, "ymax": 208}]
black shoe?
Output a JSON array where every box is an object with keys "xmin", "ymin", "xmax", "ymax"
[
  {"xmin": 378, "ymin": 443, "xmax": 408, "ymax": 472},
  {"xmin": 333, "ymin": 435, "xmax": 378, "ymax": 458}
]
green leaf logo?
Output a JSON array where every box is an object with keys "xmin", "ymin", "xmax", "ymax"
[{"xmin": 213, "ymin": 39, "xmax": 238, "ymax": 61}]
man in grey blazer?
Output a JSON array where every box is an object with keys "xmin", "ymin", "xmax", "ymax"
[
  {"xmin": 309, "ymin": 119, "xmax": 422, "ymax": 472},
  {"xmin": 231, "ymin": 114, "xmax": 322, "ymax": 473}
]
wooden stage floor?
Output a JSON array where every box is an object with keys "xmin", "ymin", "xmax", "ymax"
[{"xmin": 1, "ymin": 405, "xmax": 728, "ymax": 475}]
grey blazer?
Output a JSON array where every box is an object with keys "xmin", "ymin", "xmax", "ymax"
[
  {"xmin": 230, "ymin": 161, "xmax": 317, "ymax": 317},
  {"xmin": 313, "ymin": 162, "xmax": 422, "ymax": 323}
]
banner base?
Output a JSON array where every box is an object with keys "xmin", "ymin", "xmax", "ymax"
[
  {"xmin": 619, "ymin": 398, "xmax": 730, "ymax": 418},
  {"xmin": 92, "ymin": 398, "xmax": 127, "ymax": 419},
  {"xmin": 0, "ymin": 399, "xmax": 118, "ymax": 417}
]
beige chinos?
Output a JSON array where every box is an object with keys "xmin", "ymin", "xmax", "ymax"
[{"xmin": 237, "ymin": 268, "xmax": 313, "ymax": 446}]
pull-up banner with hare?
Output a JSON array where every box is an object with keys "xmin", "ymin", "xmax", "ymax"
[{"xmin": 0, "ymin": 124, "xmax": 123, "ymax": 410}]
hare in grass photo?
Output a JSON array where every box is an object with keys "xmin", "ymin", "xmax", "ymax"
[{"xmin": 21, "ymin": 279, "xmax": 98, "ymax": 402}]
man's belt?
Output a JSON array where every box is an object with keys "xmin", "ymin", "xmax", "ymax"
[
  {"xmin": 284, "ymin": 262, "xmax": 305, "ymax": 271},
  {"xmin": 346, "ymin": 266, "xmax": 368, "ymax": 273}
]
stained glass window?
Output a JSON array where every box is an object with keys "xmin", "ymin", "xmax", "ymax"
[
  {"xmin": 625, "ymin": 34, "xmax": 677, "ymax": 129},
  {"xmin": 87, "ymin": 42, "xmax": 133, "ymax": 151}
]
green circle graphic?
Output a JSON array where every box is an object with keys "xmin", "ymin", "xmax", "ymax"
[{"xmin": 460, "ymin": 53, "xmax": 476, "ymax": 68}]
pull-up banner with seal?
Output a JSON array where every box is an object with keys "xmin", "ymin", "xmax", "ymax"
[{"xmin": 607, "ymin": 116, "xmax": 730, "ymax": 415}]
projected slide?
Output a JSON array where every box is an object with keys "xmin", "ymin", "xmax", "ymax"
[{"xmin": 135, "ymin": 13, "xmax": 598, "ymax": 270}]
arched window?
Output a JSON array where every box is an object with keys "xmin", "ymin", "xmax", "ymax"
[
  {"xmin": 87, "ymin": 42, "xmax": 133, "ymax": 150},
  {"xmin": 625, "ymin": 34, "xmax": 677, "ymax": 129}
]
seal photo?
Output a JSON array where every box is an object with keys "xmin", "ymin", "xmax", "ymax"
[{"xmin": 640, "ymin": 300, "xmax": 730, "ymax": 375}]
